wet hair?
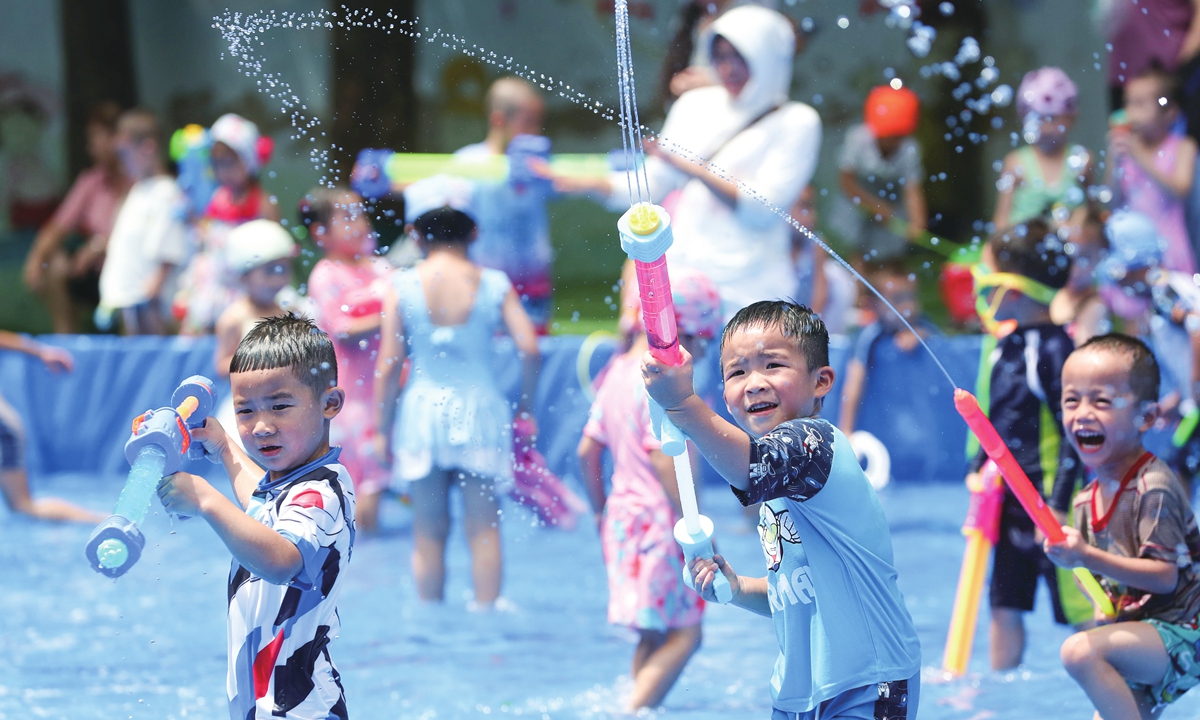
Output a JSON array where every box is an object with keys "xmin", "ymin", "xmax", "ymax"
[
  {"xmin": 987, "ymin": 217, "xmax": 1072, "ymax": 289},
  {"xmin": 1129, "ymin": 60, "xmax": 1181, "ymax": 108},
  {"xmin": 413, "ymin": 207, "xmax": 477, "ymax": 244},
  {"xmin": 117, "ymin": 108, "xmax": 161, "ymax": 147},
  {"xmin": 298, "ymin": 186, "xmax": 359, "ymax": 230},
  {"xmin": 1077, "ymin": 333, "xmax": 1160, "ymax": 405},
  {"xmin": 229, "ymin": 313, "xmax": 338, "ymax": 396},
  {"xmin": 88, "ymin": 100, "xmax": 122, "ymax": 132},
  {"xmin": 721, "ymin": 300, "xmax": 829, "ymax": 370}
]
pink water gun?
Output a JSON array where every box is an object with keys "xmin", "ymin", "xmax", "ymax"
[{"xmin": 618, "ymin": 202, "xmax": 733, "ymax": 603}]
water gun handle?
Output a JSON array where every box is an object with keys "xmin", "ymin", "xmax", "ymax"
[{"xmin": 1174, "ymin": 404, "xmax": 1200, "ymax": 448}]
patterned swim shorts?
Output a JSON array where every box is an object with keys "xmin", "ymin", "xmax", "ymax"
[{"xmin": 1134, "ymin": 618, "xmax": 1200, "ymax": 706}]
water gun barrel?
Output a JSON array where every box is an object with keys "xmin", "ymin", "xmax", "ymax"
[
  {"xmin": 953, "ymin": 389, "xmax": 1065, "ymax": 543},
  {"xmin": 85, "ymin": 376, "xmax": 216, "ymax": 579}
]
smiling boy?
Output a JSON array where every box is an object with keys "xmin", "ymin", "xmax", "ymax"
[
  {"xmin": 1045, "ymin": 334, "xmax": 1200, "ymax": 719},
  {"xmin": 642, "ymin": 301, "xmax": 921, "ymax": 720},
  {"xmin": 158, "ymin": 314, "xmax": 355, "ymax": 719}
]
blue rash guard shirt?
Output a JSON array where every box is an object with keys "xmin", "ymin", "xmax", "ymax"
[{"xmin": 733, "ymin": 418, "xmax": 921, "ymax": 713}]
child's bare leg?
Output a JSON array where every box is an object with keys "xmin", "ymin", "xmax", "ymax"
[
  {"xmin": 990, "ymin": 607, "xmax": 1026, "ymax": 670},
  {"xmin": 0, "ymin": 469, "xmax": 102, "ymax": 522},
  {"xmin": 356, "ymin": 490, "xmax": 380, "ymax": 533},
  {"xmin": 628, "ymin": 624, "xmax": 702, "ymax": 710},
  {"xmin": 632, "ymin": 631, "xmax": 666, "ymax": 676},
  {"xmin": 460, "ymin": 472, "xmax": 502, "ymax": 605},
  {"xmin": 410, "ymin": 470, "xmax": 451, "ymax": 602},
  {"xmin": 1061, "ymin": 623, "xmax": 1169, "ymax": 720}
]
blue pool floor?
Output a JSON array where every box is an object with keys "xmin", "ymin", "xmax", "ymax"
[{"xmin": 6, "ymin": 474, "xmax": 1200, "ymax": 719}]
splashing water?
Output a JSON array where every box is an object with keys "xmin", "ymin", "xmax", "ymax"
[{"xmin": 212, "ymin": 6, "xmax": 966, "ymax": 391}]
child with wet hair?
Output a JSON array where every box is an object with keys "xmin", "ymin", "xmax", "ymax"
[
  {"xmin": 577, "ymin": 267, "xmax": 722, "ymax": 711},
  {"xmin": 994, "ymin": 67, "xmax": 1094, "ymax": 229},
  {"xmin": 374, "ymin": 176, "xmax": 541, "ymax": 610},
  {"xmin": 969, "ymin": 217, "xmax": 1088, "ymax": 667},
  {"xmin": 1111, "ymin": 62, "xmax": 1198, "ymax": 275},
  {"xmin": 1046, "ymin": 333, "xmax": 1200, "ymax": 718},
  {"xmin": 303, "ymin": 186, "xmax": 392, "ymax": 532},
  {"xmin": 642, "ymin": 300, "xmax": 921, "ymax": 719},
  {"xmin": 158, "ymin": 313, "xmax": 354, "ymax": 719}
]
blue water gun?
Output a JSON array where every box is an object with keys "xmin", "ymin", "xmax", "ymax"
[
  {"xmin": 85, "ymin": 376, "xmax": 216, "ymax": 578},
  {"xmin": 170, "ymin": 124, "xmax": 217, "ymax": 219}
]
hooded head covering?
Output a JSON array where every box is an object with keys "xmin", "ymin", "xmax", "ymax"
[
  {"xmin": 403, "ymin": 175, "xmax": 477, "ymax": 223},
  {"xmin": 670, "ymin": 267, "xmax": 724, "ymax": 339},
  {"xmin": 226, "ymin": 219, "xmax": 296, "ymax": 274},
  {"xmin": 864, "ymin": 85, "xmax": 920, "ymax": 138},
  {"xmin": 1017, "ymin": 67, "xmax": 1078, "ymax": 118},
  {"xmin": 709, "ymin": 6, "xmax": 795, "ymax": 117},
  {"xmin": 210, "ymin": 113, "xmax": 272, "ymax": 176}
]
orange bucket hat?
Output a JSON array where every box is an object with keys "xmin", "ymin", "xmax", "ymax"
[{"xmin": 864, "ymin": 85, "xmax": 920, "ymax": 138}]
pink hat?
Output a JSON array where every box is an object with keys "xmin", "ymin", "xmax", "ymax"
[
  {"xmin": 1017, "ymin": 67, "xmax": 1077, "ymax": 117},
  {"xmin": 669, "ymin": 267, "xmax": 723, "ymax": 339}
]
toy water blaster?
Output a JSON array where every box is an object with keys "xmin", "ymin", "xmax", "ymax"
[
  {"xmin": 169, "ymin": 124, "xmax": 218, "ymax": 219},
  {"xmin": 942, "ymin": 459, "xmax": 1002, "ymax": 677},
  {"xmin": 84, "ymin": 376, "xmax": 216, "ymax": 578},
  {"xmin": 953, "ymin": 390, "xmax": 1115, "ymax": 621},
  {"xmin": 351, "ymin": 134, "xmax": 630, "ymax": 199},
  {"xmin": 618, "ymin": 202, "xmax": 733, "ymax": 604}
]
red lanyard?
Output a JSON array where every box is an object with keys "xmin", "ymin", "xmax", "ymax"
[{"xmin": 1090, "ymin": 452, "xmax": 1154, "ymax": 533}]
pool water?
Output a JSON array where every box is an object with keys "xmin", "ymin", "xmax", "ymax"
[{"xmin": 6, "ymin": 474, "xmax": 1200, "ymax": 719}]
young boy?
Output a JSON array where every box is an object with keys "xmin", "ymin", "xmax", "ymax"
[
  {"xmin": 158, "ymin": 314, "xmax": 355, "ymax": 719},
  {"xmin": 643, "ymin": 301, "xmax": 921, "ymax": 719},
  {"xmin": 968, "ymin": 217, "xmax": 1086, "ymax": 668},
  {"xmin": 96, "ymin": 108, "xmax": 189, "ymax": 335},
  {"xmin": 1046, "ymin": 333, "xmax": 1200, "ymax": 718}
]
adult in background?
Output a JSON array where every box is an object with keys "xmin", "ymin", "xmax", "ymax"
[
  {"xmin": 23, "ymin": 101, "xmax": 129, "ymax": 333},
  {"xmin": 571, "ymin": 5, "xmax": 821, "ymax": 320}
]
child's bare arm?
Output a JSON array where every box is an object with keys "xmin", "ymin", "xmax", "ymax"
[
  {"xmin": 839, "ymin": 169, "xmax": 894, "ymax": 223},
  {"xmin": 991, "ymin": 152, "xmax": 1018, "ymax": 229},
  {"xmin": 838, "ymin": 358, "xmax": 867, "ymax": 436},
  {"xmin": 1045, "ymin": 527, "xmax": 1178, "ymax": 594},
  {"xmin": 501, "ymin": 288, "xmax": 541, "ymax": 417},
  {"xmin": 642, "ymin": 347, "xmax": 752, "ymax": 490},
  {"xmin": 374, "ymin": 286, "xmax": 407, "ymax": 449},
  {"xmin": 576, "ymin": 436, "xmax": 607, "ymax": 519},
  {"xmin": 902, "ymin": 179, "xmax": 927, "ymax": 237},
  {"xmin": 0, "ymin": 331, "xmax": 73, "ymax": 372},
  {"xmin": 648, "ymin": 447, "xmax": 686, "ymax": 520},
  {"xmin": 690, "ymin": 555, "xmax": 772, "ymax": 616},
  {"xmin": 159, "ymin": 471, "xmax": 302, "ymax": 584}
]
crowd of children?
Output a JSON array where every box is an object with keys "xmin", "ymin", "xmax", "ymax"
[{"xmin": 15, "ymin": 7, "xmax": 1200, "ymax": 719}]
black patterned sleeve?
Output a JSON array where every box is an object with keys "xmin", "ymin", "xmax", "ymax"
[{"xmin": 733, "ymin": 418, "xmax": 836, "ymax": 506}]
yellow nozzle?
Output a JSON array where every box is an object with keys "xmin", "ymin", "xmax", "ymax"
[
  {"xmin": 628, "ymin": 203, "xmax": 660, "ymax": 235},
  {"xmin": 176, "ymin": 396, "xmax": 199, "ymax": 421}
]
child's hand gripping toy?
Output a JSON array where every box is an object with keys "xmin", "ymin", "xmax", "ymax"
[
  {"xmin": 618, "ymin": 202, "xmax": 733, "ymax": 604},
  {"xmin": 942, "ymin": 460, "xmax": 1003, "ymax": 677},
  {"xmin": 84, "ymin": 376, "xmax": 216, "ymax": 578},
  {"xmin": 954, "ymin": 389, "xmax": 1115, "ymax": 618}
]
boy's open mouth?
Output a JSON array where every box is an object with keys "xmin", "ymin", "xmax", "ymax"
[
  {"xmin": 747, "ymin": 401, "xmax": 778, "ymax": 415},
  {"xmin": 258, "ymin": 444, "xmax": 283, "ymax": 457},
  {"xmin": 1074, "ymin": 429, "xmax": 1105, "ymax": 452}
]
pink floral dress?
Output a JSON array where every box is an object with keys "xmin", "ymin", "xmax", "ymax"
[
  {"xmin": 583, "ymin": 351, "xmax": 704, "ymax": 631},
  {"xmin": 308, "ymin": 256, "xmax": 393, "ymax": 494}
]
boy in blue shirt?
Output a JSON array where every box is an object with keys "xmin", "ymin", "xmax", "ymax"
[{"xmin": 643, "ymin": 301, "xmax": 921, "ymax": 719}]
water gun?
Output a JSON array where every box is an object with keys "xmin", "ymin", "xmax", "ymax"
[
  {"xmin": 85, "ymin": 376, "xmax": 216, "ymax": 579},
  {"xmin": 618, "ymin": 201, "xmax": 733, "ymax": 604},
  {"xmin": 954, "ymin": 389, "xmax": 1115, "ymax": 619},
  {"xmin": 169, "ymin": 124, "xmax": 217, "ymax": 219},
  {"xmin": 510, "ymin": 416, "xmax": 589, "ymax": 530},
  {"xmin": 942, "ymin": 460, "xmax": 1003, "ymax": 677},
  {"xmin": 351, "ymin": 134, "xmax": 626, "ymax": 199},
  {"xmin": 1174, "ymin": 401, "xmax": 1200, "ymax": 448}
]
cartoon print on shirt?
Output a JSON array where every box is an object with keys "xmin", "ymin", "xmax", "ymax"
[
  {"xmin": 748, "ymin": 419, "xmax": 834, "ymax": 502},
  {"xmin": 759, "ymin": 503, "xmax": 801, "ymax": 572}
]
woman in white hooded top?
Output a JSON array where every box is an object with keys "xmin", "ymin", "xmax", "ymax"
[{"xmin": 575, "ymin": 5, "xmax": 821, "ymax": 321}]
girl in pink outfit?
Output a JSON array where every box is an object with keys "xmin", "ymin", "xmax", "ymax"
[
  {"xmin": 577, "ymin": 267, "xmax": 722, "ymax": 712},
  {"xmin": 302, "ymin": 187, "xmax": 393, "ymax": 531},
  {"xmin": 1111, "ymin": 65, "xmax": 1198, "ymax": 275}
]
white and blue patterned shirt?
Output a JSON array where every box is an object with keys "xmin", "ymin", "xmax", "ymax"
[{"xmin": 227, "ymin": 449, "xmax": 355, "ymax": 720}]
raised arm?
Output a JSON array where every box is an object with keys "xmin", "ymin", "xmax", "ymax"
[{"xmin": 373, "ymin": 284, "xmax": 408, "ymax": 450}]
